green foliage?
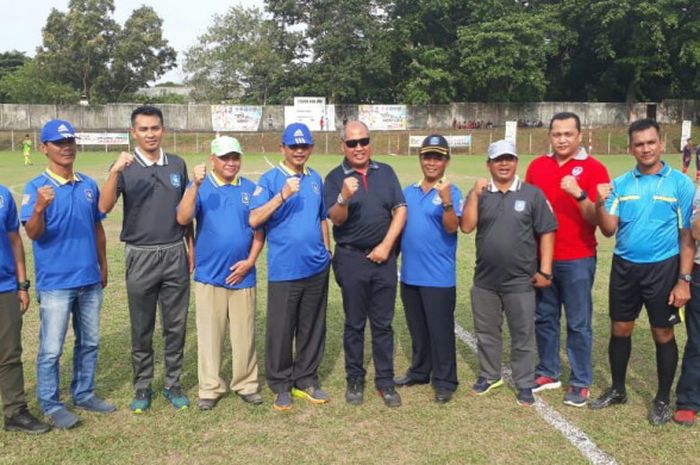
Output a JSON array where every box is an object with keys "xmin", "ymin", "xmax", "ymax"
[
  {"xmin": 0, "ymin": 51, "xmax": 29, "ymax": 101},
  {"xmin": 0, "ymin": 61, "xmax": 80, "ymax": 104}
]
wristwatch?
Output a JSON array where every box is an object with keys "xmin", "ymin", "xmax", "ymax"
[
  {"xmin": 679, "ymin": 274, "xmax": 692, "ymax": 283},
  {"xmin": 442, "ymin": 202, "xmax": 454, "ymax": 212},
  {"xmin": 337, "ymin": 193, "xmax": 346, "ymax": 206},
  {"xmin": 537, "ymin": 270, "xmax": 553, "ymax": 280},
  {"xmin": 575, "ymin": 191, "xmax": 588, "ymax": 202},
  {"xmin": 17, "ymin": 280, "xmax": 30, "ymax": 291}
]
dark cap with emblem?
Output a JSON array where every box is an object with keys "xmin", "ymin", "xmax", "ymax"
[{"xmin": 420, "ymin": 134, "xmax": 450, "ymax": 158}]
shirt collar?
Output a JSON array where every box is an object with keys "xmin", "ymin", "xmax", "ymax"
[
  {"xmin": 632, "ymin": 161, "xmax": 671, "ymax": 178},
  {"xmin": 278, "ymin": 160, "xmax": 309, "ymax": 176},
  {"xmin": 44, "ymin": 168, "xmax": 81, "ymax": 186},
  {"xmin": 341, "ymin": 159, "xmax": 379, "ymax": 175},
  {"xmin": 208, "ymin": 172, "xmax": 240, "ymax": 187},
  {"xmin": 546, "ymin": 147, "xmax": 589, "ymax": 161},
  {"xmin": 134, "ymin": 148, "xmax": 167, "ymax": 167},
  {"xmin": 487, "ymin": 175, "xmax": 521, "ymax": 192}
]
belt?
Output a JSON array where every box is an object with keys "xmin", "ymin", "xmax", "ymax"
[
  {"xmin": 125, "ymin": 239, "xmax": 184, "ymax": 251},
  {"xmin": 337, "ymin": 243, "xmax": 375, "ymax": 255}
]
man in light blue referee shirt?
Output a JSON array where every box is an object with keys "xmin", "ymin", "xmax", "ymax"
[
  {"xmin": 249, "ymin": 123, "xmax": 331, "ymax": 411},
  {"xmin": 20, "ymin": 119, "xmax": 114, "ymax": 430},
  {"xmin": 177, "ymin": 136, "xmax": 264, "ymax": 410},
  {"xmin": 396, "ymin": 134, "xmax": 463, "ymax": 403},
  {"xmin": 593, "ymin": 118, "xmax": 695, "ymax": 426}
]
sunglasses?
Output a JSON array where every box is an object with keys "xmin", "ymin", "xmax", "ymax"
[
  {"xmin": 287, "ymin": 143, "xmax": 312, "ymax": 151},
  {"xmin": 344, "ymin": 137, "xmax": 370, "ymax": 148}
]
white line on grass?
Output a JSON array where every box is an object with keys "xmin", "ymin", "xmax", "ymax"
[{"xmin": 454, "ymin": 324, "xmax": 619, "ymax": 465}]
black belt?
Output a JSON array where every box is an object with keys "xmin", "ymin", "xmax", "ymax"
[{"xmin": 337, "ymin": 243, "xmax": 375, "ymax": 255}]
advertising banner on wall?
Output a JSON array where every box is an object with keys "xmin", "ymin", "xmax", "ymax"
[
  {"xmin": 76, "ymin": 132, "xmax": 129, "ymax": 146},
  {"xmin": 211, "ymin": 105, "xmax": 263, "ymax": 132},
  {"xmin": 409, "ymin": 134, "xmax": 472, "ymax": 148},
  {"xmin": 358, "ymin": 105, "xmax": 407, "ymax": 130},
  {"xmin": 284, "ymin": 97, "xmax": 335, "ymax": 131}
]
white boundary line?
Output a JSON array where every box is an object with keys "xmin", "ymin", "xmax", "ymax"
[{"xmin": 454, "ymin": 324, "xmax": 619, "ymax": 465}]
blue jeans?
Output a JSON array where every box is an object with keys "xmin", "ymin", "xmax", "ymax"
[
  {"xmin": 535, "ymin": 257, "xmax": 595, "ymax": 387},
  {"xmin": 36, "ymin": 283, "xmax": 103, "ymax": 414}
]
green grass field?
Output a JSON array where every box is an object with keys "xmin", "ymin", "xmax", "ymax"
[{"xmin": 1, "ymin": 148, "xmax": 699, "ymax": 465}]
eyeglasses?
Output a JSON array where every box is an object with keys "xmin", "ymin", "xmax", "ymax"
[
  {"xmin": 344, "ymin": 137, "xmax": 370, "ymax": 148},
  {"xmin": 287, "ymin": 144, "xmax": 312, "ymax": 151}
]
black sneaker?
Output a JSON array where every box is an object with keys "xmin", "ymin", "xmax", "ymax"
[
  {"xmin": 649, "ymin": 398, "xmax": 672, "ymax": 426},
  {"xmin": 589, "ymin": 387, "xmax": 627, "ymax": 410},
  {"xmin": 345, "ymin": 379, "xmax": 364, "ymax": 406},
  {"xmin": 378, "ymin": 386, "xmax": 402, "ymax": 408},
  {"xmin": 3, "ymin": 408, "xmax": 51, "ymax": 435}
]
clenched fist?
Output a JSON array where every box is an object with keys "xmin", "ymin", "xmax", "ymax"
[
  {"xmin": 35, "ymin": 186, "xmax": 55, "ymax": 212},
  {"xmin": 192, "ymin": 163, "xmax": 206, "ymax": 186},
  {"xmin": 281, "ymin": 176, "xmax": 301, "ymax": 200},
  {"xmin": 341, "ymin": 176, "xmax": 360, "ymax": 201},
  {"xmin": 596, "ymin": 183, "xmax": 613, "ymax": 204},
  {"xmin": 472, "ymin": 178, "xmax": 489, "ymax": 197},
  {"xmin": 561, "ymin": 175, "xmax": 583, "ymax": 198},
  {"xmin": 435, "ymin": 177, "xmax": 452, "ymax": 203},
  {"xmin": 110, "ymin": 151, "xmax": 134, "ymax": 174}
]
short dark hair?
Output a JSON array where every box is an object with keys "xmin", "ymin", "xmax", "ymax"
[
  {"xmin": 628, "ymin": 118, "xmax": 660, "ymax": 140},
  {"xmin": 131, "ymin": 105, "xmax": 164, "ymax": 127},
  {"xmin": 549, "ymin": 112, "xmax": 581, "ymax": 132}
]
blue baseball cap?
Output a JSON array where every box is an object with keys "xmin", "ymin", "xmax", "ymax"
[
  {"xmin": 282, "ymin": 123, "xmax": 314, "ymax": 146},
  {"xmin": 40, "ymin": 119, "xmax": 77, "ymax": 143}
]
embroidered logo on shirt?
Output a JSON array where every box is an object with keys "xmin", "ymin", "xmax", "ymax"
[
  {"xmin": 432, "ymin": 195, "xmax": 442, "ymax": 205},
  {"xmin": 84, "ymin": 189, "xmax": 94, "ymax": 202},
  {"xmin": 572, "ymin": 166, "xmax": 583, "ymax": 177},
  {"xmin": 312, "ymin": 182, "xmax": 320, "ymax": 194},
  {"xmin": 241, "ymin": 192, "xmax": 251, "ymax": 205},
  {"xmin": 514, "ymin": 200, "xmax": 526, "ymax": 212},
  {"xmin": 170, "ymin": 174, "xmax": 181, "ymax": 188}
]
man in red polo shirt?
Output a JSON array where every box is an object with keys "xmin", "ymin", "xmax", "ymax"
[{"xmin": 525, "ymin": 112, "xmax": 610, "ymax": 407}]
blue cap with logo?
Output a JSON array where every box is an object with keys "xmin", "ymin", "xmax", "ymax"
[
  {"xmin": 40, "ymin": 119, "xmax": 77, "ymax": 143},
  {"xmin": 420, "ymin": 134, "xmax": 450, "ymax": 158},
  {"xmin": 282, "ymin": 123, "xmax": 314, "ymax": 146}
]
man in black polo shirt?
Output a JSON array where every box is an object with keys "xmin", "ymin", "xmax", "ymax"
[
  {"xmin": 461, "ymin": 140, "xmax": 557, "ymax": 407},
  {"xmin": 323, "ymin": 120, "xmax": 407, "ymax": 407},
  {"xmin": 99, "ymin": 105, "xmax": 192, "ymax": 413}
]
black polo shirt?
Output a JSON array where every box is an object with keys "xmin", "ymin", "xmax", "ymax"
[
  {"xmin": 323, "ymin": 159, "xmax": 405, "ymax": 250},
  {"xmin": 116, "ymin": 149, "xmax": 188, "ymax": 245},
  {"xmin": 473, "ymin": 178, "xmax": 557, "ymax": 293}
]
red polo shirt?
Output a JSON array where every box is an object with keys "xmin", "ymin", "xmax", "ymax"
[{"xmin": 525, "ymin": 150, "xmax": 609, "ymax": 261}]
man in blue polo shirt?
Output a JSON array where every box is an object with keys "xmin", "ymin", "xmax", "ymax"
[
  {"xmin": 592, "ymin": 119, "xmax": 695, "ymax": 426},
  {"xmin": 396, "ymin": 134, "xmax": 463, "ymax": 404},
  {"xmin": 177, "ymin": 136, "xmax": 264, "ymax": 410},
  {"xmin": 21, "ymin": 119, "xmax": 114, "ymax": 430},
  {"xmin": 1, "ymin": 184, "xmax": 50, "ymax": 434},
  {"xmin": 249, "ymin": 123, "xmax": 331, "ymax": 411}
]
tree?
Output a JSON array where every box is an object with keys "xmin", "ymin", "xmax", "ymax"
[
  {"xmin": 0, "ymin": 61, "xmax": 80, "ymax": 104},
  {"xmin": 184, "ymin": 7, "xmax": 300, "ymax": 104},
  {"xmin": 36, "ymin": 0, "xmax": 175, "ymax": 102},
  {"xmin": 0, "ymin": 51, "xmax": 29, "ymax": 101}
]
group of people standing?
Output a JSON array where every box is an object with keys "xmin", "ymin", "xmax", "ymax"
[{"xmin": 2, "ymin": 107, "xmax": 700, "ymax": 436}]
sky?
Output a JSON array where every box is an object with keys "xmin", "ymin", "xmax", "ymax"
[{"xmin": 0, "ymin": 0, "xmax": 265, "ymax": 83}]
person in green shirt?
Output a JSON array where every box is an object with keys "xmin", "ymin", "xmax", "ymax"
[{"xmin": 21, "ymin": 135, "xmax": 32, "ymax": 166}]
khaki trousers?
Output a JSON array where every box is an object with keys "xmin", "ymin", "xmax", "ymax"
[{"xmin": 195, "ymin": 283, "xmax": 259, "ymax": 399}]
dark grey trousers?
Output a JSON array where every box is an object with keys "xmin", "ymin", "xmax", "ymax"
[
  {"xmin": 125, "ymin": 241, "xmax": 190, "ymax": 390},
  {"xmin": 265, "ymin": 266, "xmax": 330, "ymax": 394},
  {"xmin": 0, "ymin": 292, "xmax": 27, "ymax": 417},
  {"xmin": 471, "ymin": 286, "xmax": 536, "ymax": 389}
]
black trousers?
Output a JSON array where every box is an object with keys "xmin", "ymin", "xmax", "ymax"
[
  {"xmin": 125, "ymin": 242, "xmax": 190, "ymax": 390},
  {"xmin": 333, "ymin": 246, "xmax": 397, "ymax": 389},
  {"xmin": 266, "ymin": 266, "xmax": 330, "ymax": 394},
  {"xmin": 0, "ymin": 292, "xmax": 27, "ymax": 417},
  {"xmin": 400, "ymin": 283, "xmax": 458, "ymax": 391},
  {"xmin": 677, "ymin": 265, "xmax": 700, "ymax": 412}
]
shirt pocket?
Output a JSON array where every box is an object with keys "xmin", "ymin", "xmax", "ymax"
[{"xmin": 648, "ymin": 196, "xmax": 677, "ymax": 223}]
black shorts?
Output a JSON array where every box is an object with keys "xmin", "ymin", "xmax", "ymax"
[{"xmin": 609, "ymin": 254, "xmax": 680, "ymax": 328}]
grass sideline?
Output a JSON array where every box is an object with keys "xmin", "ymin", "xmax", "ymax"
[{"xmin": 1, "ymin": 149, "xmax": 699, "ymax": 465}]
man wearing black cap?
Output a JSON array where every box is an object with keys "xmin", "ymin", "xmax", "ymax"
[
  {"xmin": 324, "ymin": 121, "xmax": 407, "ymax": 407},
  {"xmin": 462, "ymin": 140, "xmax": 557, "ymax": 407},
  {"xmin": 395, "ymin": 134, "xmax": 462, "ymax": 403}
]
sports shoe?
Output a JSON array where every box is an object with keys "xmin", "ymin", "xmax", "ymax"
[
  {"xmin": 673, "ymin": 409, "xmax": 697, "ymax": 427},
  {"xmin": 163, "ymin": 385, "xmax": 190, "ymax": 411},
  {"xmin": 532, "ymin": 375, "xmax": 561, "ymax": 393},
  {"xmin": 74, "ymin": 396, "xmax": 117, "ymax": 413},
  {"xmin": 471, "ymin": 377, "xmax": 504, "ymax": 396},
  {"xmin": 3, "ymin": 408, "xmax": 51, "ymax": 435},
  {"xmin": 345, "ymin": 379, "xmax": 364, "ymax": 406},
  {"xmin": 130, "ymin": 387, "xmax": 153, "ymax": 414},
  {"xmin": 516, "ymin": 388, "xmax": 535, "ymax": 407},
  {"xmin": 197, "ymin": 398, "xmax": 219, "ymax": 411},
  {"xmin": 47, "ymin": 407, "xmax": 80, "ymax": 429},
  {"xmin": 291, "ymin": 386, "xmax": 330, "ymax": 404},
  {"xmin": 648, "ymin": 398, "xmax": 672, "ymax": 426},
  {"xmin": 237, "ymin": 392, "xmax": 263, "ymax": 405},
  {"xmin": 588, "ymin": 387, "xmax": 627, "ymax": 410},
  {"xmin": 378, "ymin": 386, "xmax": 402, "ymax": 408},
  {"xmin": 563, "ymin": 386, "xmax": 589, "ymax": 408},
  {"xmin": 272, "ymin": 391, "xmax": 293, "ymax": 411}
]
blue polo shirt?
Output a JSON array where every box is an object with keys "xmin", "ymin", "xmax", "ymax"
[
  {"xmin": 190, "ymin": 173, "xmax": 257, "ymax": 289},
  {"xmin": 20, "ymin": 170, "xmax": 105, "ymax": 291},
  {"xmin": 250, "ymin": 162, "xmax": 330, "ymax": 282},
  {"xmin": 401, "ymin": 183, "xmax": 463, "ymax": 287},
  {"xmin": 0, "ymin": 185, "xmax": 19, "ymax": 293},
  {"xmin": 605, "ymin": 162, "xmax": 694, "ymax": 264}
]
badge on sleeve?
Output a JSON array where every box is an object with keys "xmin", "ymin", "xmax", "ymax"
[{"xmin": 21, "ymin": 194, "xmax": 30, "ymax": 206}]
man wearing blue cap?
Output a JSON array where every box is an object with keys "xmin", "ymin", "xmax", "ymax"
[
  {"xmin": 249, "ymin": 123, "xmax": 331, "ymax": 411},
  {"xmin": 21, "ymin": 119, "xmax": 114, "ymax": 429},
  {"xmin": 177, "ymin": 136, "xmax": 264, "ymax": 410}
]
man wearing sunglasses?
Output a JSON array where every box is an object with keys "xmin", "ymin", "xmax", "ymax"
[
  {"xmin": 324, "ymin": 121, "xmax": 407, "ymax": 408},
  {"xmin": 249, "ymin": 123, "xmax": 331, "ymax": 411}
]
